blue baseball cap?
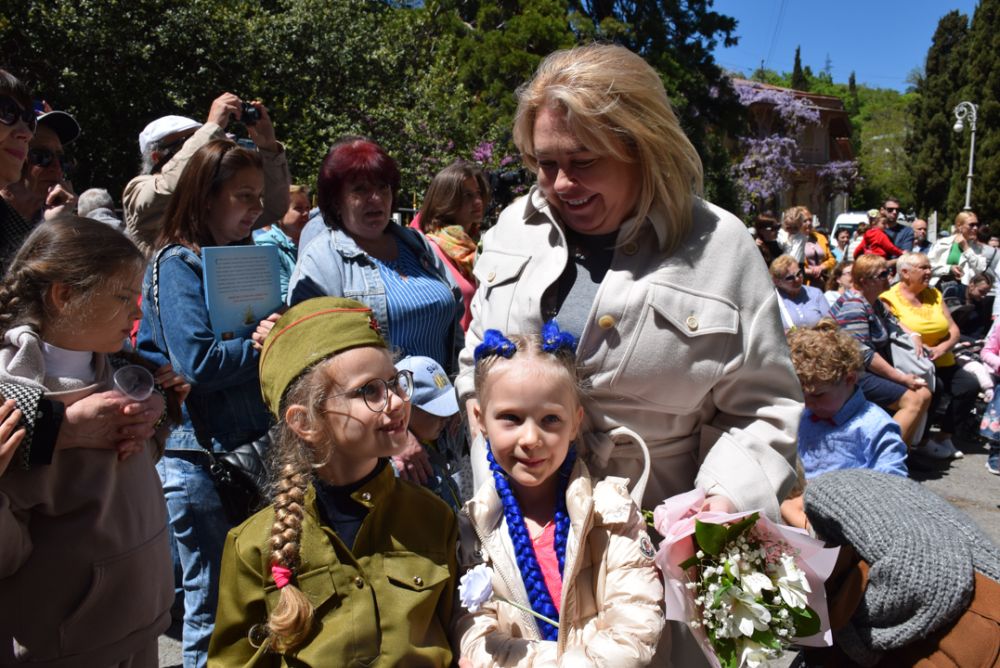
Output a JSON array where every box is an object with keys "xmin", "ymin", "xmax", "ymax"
[{"xmin": 395, "ymin": 356, "xmax": 459, "ymax": 417}]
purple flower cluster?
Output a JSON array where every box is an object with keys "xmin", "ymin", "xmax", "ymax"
[
  {"xmin": 816, "ymin": 160, "xmax": 859, "ymax": 195},
  {"xmin": 734, "ymin": 82, "xmax": 821, "ymax": 133},
  {"xmin": 732, "ymin": 136, "xmax": 798, "ymax": 215},
  {"xmin": 472, "ymin": 141, "xmax": 494, "ymax": 165}
]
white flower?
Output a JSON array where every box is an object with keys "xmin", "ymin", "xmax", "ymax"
[
  {"xmin": 459, "ymin": 564, "xmax": 494, "ymax": 613},
  {"xmin": 737, "ymin": 638, "xmax": 773, "ymax": 668},
  {"xmin": 774, "ymin": 553, "xmax": 812, "ymax": 609},
  {"xmin": 740, "ymin": 570, "xmax": 774, "ymax": 598},
  {"xmin": 719, "ymin": 587, "xmax": 772, "ymax": 638}
]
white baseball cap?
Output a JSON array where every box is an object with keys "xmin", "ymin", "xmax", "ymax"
[
  {"xmin": 138, "ymin": 115, "xmax": 202, "ymax": 154},
  {"xmin": 395, "ymin": 356, "xmax": 459, "ymax": 417}
]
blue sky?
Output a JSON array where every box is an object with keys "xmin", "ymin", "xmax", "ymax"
[{"xmin": 710, "ymin": 0, "xmax": 979, "ymax": 91}]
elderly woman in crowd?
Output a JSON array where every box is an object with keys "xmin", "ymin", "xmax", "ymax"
[
  {"xmin": 771, "ymin": 254, "xmax": 830, "ymax": 330},
  {"xmin": 457, "ymin": 39, "xmax": 798, "ymax": 576},
  {"xmin": 288, "ymin": 136, "xmax": 462, "ymax": 369},
  {"xmin": 882, "ymin": 252, "xmax": 978, "ymax": 459},
  {"xmin": 800, "ymin": 208, "xmax": 835, "ymax": 287},
  {"xmin": 929, "ymin": 210, "xmax": 997, "ymax": 286},
  {"xmin": 411, "ymin": 160, "xmax": 490, "ymax": 330},
  {"xmin": 829, "ymin": 254, "xmax": 932, "ymax": 445}
]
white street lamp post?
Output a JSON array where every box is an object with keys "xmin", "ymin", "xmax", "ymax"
[{"xmin": 953, "ymin": 101, "xmax": 978, "ymax": 211}]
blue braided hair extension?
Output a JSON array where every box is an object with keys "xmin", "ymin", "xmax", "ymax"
[
  {"xmin": 540, "ymin": 319, "xmax": 577, "ymax": 356},
  {"xmin": 474, "ymin": 329, "xmax": 517, "ymax": 363},
  {"xmin": 486, "ymin": 440, "xmax": 577, "ymax": 642}
]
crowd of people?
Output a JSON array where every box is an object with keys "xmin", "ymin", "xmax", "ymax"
[{"xmin": 0, "ymin": 42, "xmax": 998, "ymax": 668}]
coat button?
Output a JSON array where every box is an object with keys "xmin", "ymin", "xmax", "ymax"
[
  {"xmin": 487, "ymin": 271, "xmax": 496, "ymax": 282},
  {"xmin": 623, "ymin": 242, "xmax": 638, "ymax": 255},
  {"xmin": 598, "ymin": 315, "xmax": 616, "ymax": 329},
  {"xmin": 361, "ymin": 491, "xmax": 371, "ymax": 501},
  {"xmin": 686, "ymin": 315, "xmax": 699, "ymax": 331},
  {"xmin": 413, "ymin": 576, "xmax": 423, "ymax": 586},
  {"xmin": 354, "ymin": 576, "xmax": 365, "ymax": 589}
]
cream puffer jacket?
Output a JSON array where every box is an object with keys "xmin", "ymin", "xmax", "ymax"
[{"xmin": 454, "ymin": 458, "xmax": 665, "ymax": 667}]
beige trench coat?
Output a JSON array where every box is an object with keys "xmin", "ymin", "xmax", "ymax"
[{"xmin": 456, "ymin": 188, "xmax": 801, "ymax": 520}]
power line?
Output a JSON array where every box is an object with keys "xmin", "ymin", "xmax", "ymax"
[{"xmin": 763, "ymin": 0, "xmax": 788, "ymax": 71}]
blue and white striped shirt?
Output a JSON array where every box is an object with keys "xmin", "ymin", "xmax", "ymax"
[{"xmin": 372, "ymin": 241, "xmax": 460, "ymax": 365}]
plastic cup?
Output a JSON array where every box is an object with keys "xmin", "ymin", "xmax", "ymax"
[{"xmin": 113, "ymin": 365, "xmax": 155, "ymax": 401}]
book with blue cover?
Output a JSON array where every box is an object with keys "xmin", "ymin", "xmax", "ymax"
[{"xmin": 202, "ymin": 245, "xmax": 282, "ymax": 341}]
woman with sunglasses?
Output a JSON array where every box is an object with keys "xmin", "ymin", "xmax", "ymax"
[
  {"xmin": 753, "ymin": 213, "xmax": 783, "ymax": 267},
  {"xmin": 830, "ymin": 254, "xmax": 932, "ymax": 446},
  {"xmin": 929, "ymin": 211, "xmax": 995, "ymax": 286},
  {"xmin": 882, "ymin": 252, "xmax": 978, "ymax": 460},
  {"xmin": 771, "ymin": 254, "xmax": 830, "ymax": 330},
  {"xmin": 0, "ymin": 71, "xmax": 39, "ymax": 271},
  {"xmin": 0, "ymin": 102, "xmax": 79, "ymax": 228}
]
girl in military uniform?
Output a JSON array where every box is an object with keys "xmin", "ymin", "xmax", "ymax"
[
  {"xmin": 209, "ymin": 297, "xmax": 457, "ymax": 666},
  {"xmin": 454, "ymin": 322, "xmax": 664, "ymax": 666}
]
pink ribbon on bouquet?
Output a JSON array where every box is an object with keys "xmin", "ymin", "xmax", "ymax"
[{"xmin": 652, "ymin": 488, "xmax": 840, "ymax": 668}]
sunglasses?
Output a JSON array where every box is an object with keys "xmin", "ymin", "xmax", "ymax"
[
  {"xmin": 0, "ymin": 96, "xmax": 37, "ymax": 133},
  {"xmin": 884, "ymin": 207, "xmax": 900, "ymax": 213},
  {"xmin": 781, "ymin": 269, "xmax": 804, "ymax": 282},
  {"xmin": 27, "ymin": 147, "xmax": 74, "ymax": 175},
  {"xmin": 874, "ymin": 269, "xmax": 891, "ymax": 280},
  {"xmin": 967, "ymin": 222, "xmax": 981, "ymax": 229}
]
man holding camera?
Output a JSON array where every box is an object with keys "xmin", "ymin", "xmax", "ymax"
[{"xmin": 123, "ymin": 92, "xmax": 290, "ymax": 257}]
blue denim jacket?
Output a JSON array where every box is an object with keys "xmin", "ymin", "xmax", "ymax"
[
  {"xmin": 136, "ymin": 244, "xmax": 272, "ymax": 453},
  {"xmin": 288, "ymin": 221, "xmax": 463, "ymax": 373}
]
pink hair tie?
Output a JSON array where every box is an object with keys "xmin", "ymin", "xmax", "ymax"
[{"xmin": 271, "ymin": 564, "xmax": 293, "ymax": 589}]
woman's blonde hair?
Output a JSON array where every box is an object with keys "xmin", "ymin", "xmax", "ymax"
[
  {"xmin": 955, "ymin": 210, "xmax": 978, "ymax": 229},
  {"xmin": 769, "ymin": 254, "xmax": 799, "ymax": 280},
  {"xmin": 851, "ymin": 253, "xmax": 886, "ymax": 285},
  {"xmin": 512, "ymin": 43, "xmax": 703, "ymax": 253},
  {"xmin": 263, "ymin": 358, "xmax": 339, "ymax": 652},
  {"xmin": 782, "ymin": 206, "xmax": 811, "ymax": 232}
]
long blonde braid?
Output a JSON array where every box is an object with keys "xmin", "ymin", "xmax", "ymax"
[{"xmin": 263, "ymin": 360, "xmax": 333, "ymax": 652}]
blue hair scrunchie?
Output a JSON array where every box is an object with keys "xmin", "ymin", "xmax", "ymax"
[
  {"xmin": 474, "ymin": 329, "xmax": 517, "ymax": 362},
  {"xmin": 540, "ymin": 319, "xmax": 577, "ymax": 355}
]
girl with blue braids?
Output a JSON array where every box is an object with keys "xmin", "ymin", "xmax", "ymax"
[{"xmin": 454, "ymin": 322, "xmax": 664, "ymax": 667}]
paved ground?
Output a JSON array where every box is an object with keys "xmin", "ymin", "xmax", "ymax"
[{"xmin": 158, "ymin": 431, "xmax": 1000, "ymax": 667}]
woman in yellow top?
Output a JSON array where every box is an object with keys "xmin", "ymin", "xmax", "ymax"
[{"xmin": 881, "ymin": 252, "xmax": 978, "ymax": 460}]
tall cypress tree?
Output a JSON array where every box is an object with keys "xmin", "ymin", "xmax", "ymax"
[
  {"xmin": 956, "ymin": 0, "xmax": 1000, "ymax": 223},
  {"xmin": 791, "ymin": 46, "xmax": 808, "ymax": 90},
  {"xmin": 906, "ymin": 10, "xmax": 970, "ymax": 218}
]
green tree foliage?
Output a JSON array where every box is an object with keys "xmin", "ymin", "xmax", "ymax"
[
  {"xmin": 791, "ymin": 46, "xmax": 808, "ymax": 91},
  {"xmin": 905, "ymin": 10, "xmax": 970, "ymax": 219},
  {"xmin": 1, "ymin": 0, "xmax": 743, "ymax": 213},
  {"xmin": 956, "ymin": 0, "xmax": 1000, "ymax": 223}
]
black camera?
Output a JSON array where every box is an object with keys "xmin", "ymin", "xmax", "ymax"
[{"xmin": 240, "ymin": 102, "xmax": 260, "ymax": 126}]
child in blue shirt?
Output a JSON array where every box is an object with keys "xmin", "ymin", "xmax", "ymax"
[{"xmin": 788, "ymin": 320, "xmax": 908, "ymax": 479}]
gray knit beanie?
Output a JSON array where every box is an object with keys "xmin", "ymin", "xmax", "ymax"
[{"xmin": 804, "ymin": 469, "xmax": 1000, "ymax": 666}]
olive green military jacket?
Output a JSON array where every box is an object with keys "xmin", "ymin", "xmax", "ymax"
[{"xmin": 208, "ymin": 463, "xmax": 457, "ymax": 667}]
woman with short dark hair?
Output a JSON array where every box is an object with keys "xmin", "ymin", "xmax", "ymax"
[{"xmin": 288, "ymin": 136, "xmax": 462, "ymax": 371}]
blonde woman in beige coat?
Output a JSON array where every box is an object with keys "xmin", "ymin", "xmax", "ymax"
[{"xmin": 454, "ymin": 44, "xmax": 801, "ymax": 665}]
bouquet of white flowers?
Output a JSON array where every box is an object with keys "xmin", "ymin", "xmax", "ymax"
[{"xmin": 653, "ymin": 489, "xmax": 839, "ymax": 668}]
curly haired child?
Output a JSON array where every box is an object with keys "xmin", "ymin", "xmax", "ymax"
[{"xmin": 788, "ymin": 319, "xmax": 908, "ymax": 479}]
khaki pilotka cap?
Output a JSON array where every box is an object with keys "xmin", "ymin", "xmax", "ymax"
[{"xmin": 258, "ymin": 297, "xmax": 386, "ymax": 418}]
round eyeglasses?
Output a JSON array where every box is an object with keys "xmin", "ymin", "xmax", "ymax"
[{"xmin": 329, "ymin": 369, "xmax": 414, "ymax": 413}]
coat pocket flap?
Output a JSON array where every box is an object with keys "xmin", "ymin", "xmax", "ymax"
[
  {"xmin": 265, "ymin": 565, "xmax": 338, "ymax": 610},
  {"xmin": 473, "ymin": 251, "xmax": 530, "ymax": 287},
  {"xmin": 383, "ymin": 552, "xmax": 451, "ymax": 592},
  {"xmin": 647, "ymin": 282, "xmax": 739, "ymax": 337}
]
